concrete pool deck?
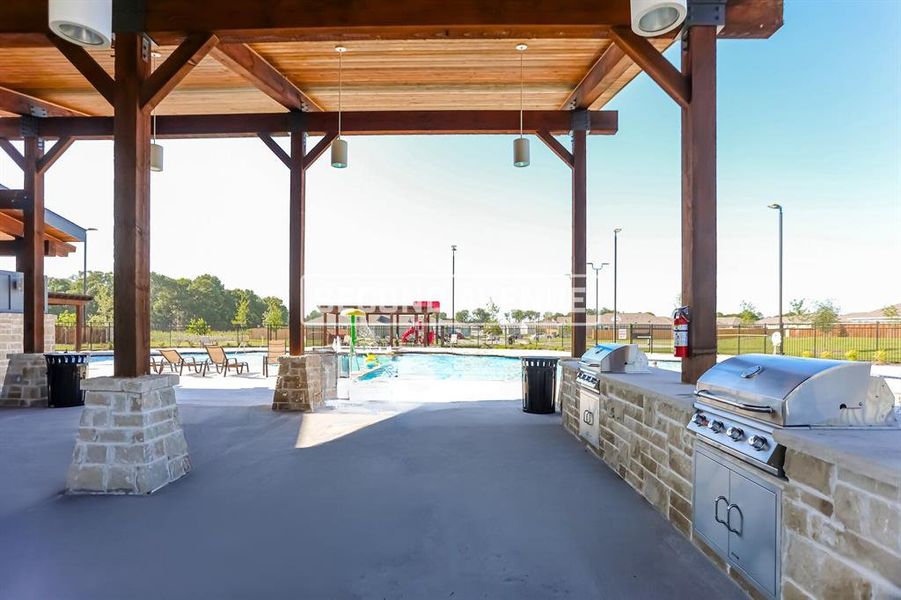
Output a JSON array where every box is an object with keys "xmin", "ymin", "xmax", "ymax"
[{"xmin": 0, "ymin": 383, "xmax": 746, "ymax": 599}]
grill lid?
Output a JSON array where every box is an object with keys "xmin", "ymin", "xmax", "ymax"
[
  {"xmin": 695, "ymin": 354, "xmax": 872, "ymax": 426},
  {"xmin": 579, "ymin": 343, "xmax": 648, "ymax": 373}
]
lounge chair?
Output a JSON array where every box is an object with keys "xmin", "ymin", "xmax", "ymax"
[
  {"xmin": 159, "ymin": 348, "xmax": 204, "ymax": 375},
  {"xmin": 262, "ymin": 340, "xmax": 286, "ymax": 377},
  {"xmin": 203, "ymin": 345, "xmax": 249, "ymax": 376},
  {"xmin": 150, "ymin": 355, "xmax": 165, "ymax": 374}
]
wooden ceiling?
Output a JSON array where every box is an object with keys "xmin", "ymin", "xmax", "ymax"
[{"xmin": 0, "ymin": 38, "xmax": 672, "ymax": 117}]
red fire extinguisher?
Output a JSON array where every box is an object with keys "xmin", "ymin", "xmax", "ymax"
[{"xmin": 673, "ymin": 307, "xmax": 690, "ymax": 358}]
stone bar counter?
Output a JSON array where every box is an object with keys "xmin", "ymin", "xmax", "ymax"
[{"xmin": 557, "ymin": 360, "xmax": 901, "ymax": 599}]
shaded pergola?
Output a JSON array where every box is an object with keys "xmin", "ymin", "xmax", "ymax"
[{"xmin": 0, "ymin": 1, "xmax": 782, "ymax": 383}]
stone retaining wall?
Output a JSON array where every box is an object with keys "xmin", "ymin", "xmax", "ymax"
[
  {"xmin": 559, "ymin": 362, "xmax": 901, "ymax": 600},
  {"xmin": 0, "ymin": 313, "xmax": 56, "ymax": 387}
]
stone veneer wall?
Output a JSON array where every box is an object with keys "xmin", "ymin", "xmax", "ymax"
[
  {"xmin": 558, "ymin": 362, "xmax": 901, "ymax": 600},
  {"xmin": 272, "ymin": 350, "xmax": 338, "ymax": 412},
  {"xmin": 0, "ymin": 313, "xmax": 57, "ymax": 382},
  {"xmin": 781, "ymin": 451, "xmax": 900, "ymax": 599}
]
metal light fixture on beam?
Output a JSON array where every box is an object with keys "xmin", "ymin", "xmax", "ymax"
[
  {"xmin": 330, "ymin": 46, "xmax": 348, "ymax": 169},
  {"xmin": 150, "ymin": 50, "xmax": 164, "ymax": 172},
  {"xmin": 630, "ymin": 0, "xmax": 687, "ymax": 37},
  {"xmin": 513, "ymin": 43, "xmax": 530, "ymax": 168},
  {"xmin": 48, "ymin": 0, "xmax": 113, "ymax": 48}
]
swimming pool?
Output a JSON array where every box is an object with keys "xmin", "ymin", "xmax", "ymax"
[{"xmin": 356, "ymin": 353, "xmax": 522, "ymax": 381}]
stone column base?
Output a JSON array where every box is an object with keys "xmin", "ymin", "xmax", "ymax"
[
  {"xmin": 272, "ymin": 354, "xmax": 323, "ymax": 411},
  {"xmin": 0, "ymin": 353, "xmax": 48, "ymax": 408},
  {"xmin": 66, "ymin": 374, "xmax": 191, "ymax": 495}
]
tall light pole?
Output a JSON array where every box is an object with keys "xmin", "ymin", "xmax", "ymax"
[
  {"xmin": 767, "ymin": 204, "xmax": 783, "ymax": 354},
  {"xmin": 82, "ymin": 227, "xmax": 97, "ymax": 294},
  {"xmin": 451, "ymin": 244, "xmax": 457, "ymax": 336},
  {"xmin": 587, "ymin": 261, "xmax": 610, "ymax": 344},
  {"xmin": 613, "ymin": 228, "xmax": 621, "ymax": 339}
]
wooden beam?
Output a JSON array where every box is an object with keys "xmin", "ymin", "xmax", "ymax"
[
  {"xmin": 680, "ymin": 26, "xmax": 718, "ymax": 384},
  {"xmin": 0, "ymin": 212, "xmax": 24, "ymax": 237},
  {"xmin": 0, "ymin": 0, "xmax": 783, "ymax": 45},
  {"xmin": 22, "ymin": 136, "xmax": 44, "ymax": 353},
  {"xmin": 47, "ymin": 33, "xmax": 115, "ymax": 105},
  {"xmin": 44, "ymin": 238, "xmax": 76, "ymax": 257},
  {"xmin": 257, "ymin": 133, "xmax": 291, "ymax": 169},
  {"xmin": 0, "ymin": 110, "xmax": 619, "ymax": 139},
  {"xmin": 113, "ymin": 33, "xmax": 152, "ymax": 377},
  {"xmin": 288, "ymin": 130, "xmax": 305, "ymax": 355},
  {"xmin": 141, "ymin": 33, "xmax": 219, "ymax": 111},
  {"xmin": 36, "ymin": 137, "xmax": 74, "ymax": 174},
  {"xmin": 303, "ymin": 132, "xmax": 337, "ymax": 170},
  {"xmin": 0, "ymin": 240, "xmax": 22, "ymax": 255},
  {"xmin": 0, "ymin": 85, "xmax": 88, "ymax": 118},
  {"xmin": 0, "ymin": 188, "xmax": 28, "ymax": 208},
  {"xmin": 571, "ymin": 130, "xmax": 587, "ymax": 358},
  {"xmin": 609, "ymin": 26, "xmax": 689, "ymax": 109},
  {"xmin": 561, "ymin": 43, "xmax": 635, "ymax": 110},
  {"xmin": 210, "ymin": 43, "xmax": 321, "ymax": 112},
  {"xmin": 536, "ymin": 131, "xmax": 573, "ymax": 168},
  {"xmin": 0, "ymin": 139, "xmax": 24, "ymax": 170},
  {"xmin": 75, "ymin": 303, "xmax": 84, "ymax": 351}
]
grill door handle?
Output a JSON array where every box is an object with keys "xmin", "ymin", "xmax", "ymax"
[
  {"xmin": 714, "ymin": 496, "xmax": 729, "ymax": 527},
  {"xmin": 726, "ymin": 503, "xmax": 743, "ymax": 536},
  {"xmin": 696, "ymin": 390, "xmax": 775, "ymax": 414}
]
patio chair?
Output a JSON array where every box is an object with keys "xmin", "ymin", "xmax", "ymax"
[
  {"xmin": 203, "ymin": 344, "xmax": 249, "ymax": 377},
  {"xmin": 262, "ymin": 340, "xmax": 286, "ymax": 377},
  {"xmin": 150, "ymin": 355, "xmax": 165, "ymax": 374},
  {"xmin": 158, "ymin": 348, "xmax": 204, "ymax": 375}
]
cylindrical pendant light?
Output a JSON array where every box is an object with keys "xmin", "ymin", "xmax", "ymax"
[
  {"xmin": 331, "ymin": 46, "xmax": 348, "ymax": 168},
  {"xmin": 49, "ymin": 0, "xmax": 113, "ymax": 48},
  {"xmin": 513, "ymin": 43, "xmax": 529, "ymax": 168},
  {"xmin": 630, "ymin": 0, "xmax": 687, "ymax": 37},
  {"xmin": 149, "ymin": 51, "xmax": 164, "ymax": 172}
]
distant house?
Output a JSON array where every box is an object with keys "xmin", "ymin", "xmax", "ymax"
[
  {"xmin": 755, "ymin": 315, "xmax": 811, "ymax": 328},
  {"xmin": 840, "ymin": 303, "xmax": 901, "ymax": 323},
  {"xmin": 593, "ymin": 312, "xmax": 670, "ymax": 326}
]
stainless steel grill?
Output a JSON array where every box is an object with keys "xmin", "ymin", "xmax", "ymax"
[
  {"xmin": 576, "ymin": 343, "xmax": 649, "ymax": 391},
  {"xmin": 688, "ymin": 354, "xmax": 897, "ymax": 476}
]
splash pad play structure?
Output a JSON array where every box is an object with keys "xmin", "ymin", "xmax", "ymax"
[{"xmin": 319, "ymin": 301, "xmax": 442, "ymax": 349}]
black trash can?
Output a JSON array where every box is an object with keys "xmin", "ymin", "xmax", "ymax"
[
  {"xmin": 521, "ymin": 356, "xmax": 558, "ymax": 414},
  {"xmin": 45, "ymin": 353, "xmax": 88, "ymax": 408}
]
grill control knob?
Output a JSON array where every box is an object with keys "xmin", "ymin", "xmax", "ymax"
[
  {"xmin": 692, "ymin": 413, "xmax": 709, "ymax": 427},
  {"xmin": 708, "ymin": 420, "xmax": 725, "ymax": 434},
  {"xmin": 748, "ymin": 435, "xmax": 769, "ymax": 451},
  {"xmin": 727, "ymin": 427, "xmax": 744, "ymax": 441}
]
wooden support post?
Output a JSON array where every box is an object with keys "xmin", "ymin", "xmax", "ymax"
[
  {"xmin": 390, "ymin": 314, "xmax": 395, "ymax": 346},
  {"xmin": 288, "ymin": 130, "xmax": 306, "ymax": 355},
  {"xmin": 112, "ymin": 33, "xmax": 152, "ymax": 377},
  {"xmin": 75, "ymin": 304, "xmax": 85, "ymax": 351},
  {"xmin": 681, "ymin": 27, "xmax": 717, "ymax": 384},
  {"xmin": 22, "ymin": 136, "xmax": 45, "ymax": 353},
  {"xmin": 571, "ymin": 130, "xmax": 587, "ymax": 357}
]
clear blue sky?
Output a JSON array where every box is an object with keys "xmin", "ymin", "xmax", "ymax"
[{"xmin": 0, "ymin": 1, "xmax": 898, "ymax": 318}]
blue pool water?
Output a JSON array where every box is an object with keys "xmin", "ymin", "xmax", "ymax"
[{"xmin": 356, "ymin": 354, "xmax": 522, "ymax": 381}]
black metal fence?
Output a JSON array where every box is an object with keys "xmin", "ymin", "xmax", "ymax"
[{"xmin": 54, "ymin": 321, "xmax": 901, "ymax": 364}]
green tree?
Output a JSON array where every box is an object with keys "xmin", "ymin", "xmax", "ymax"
[
  {"xmin": 883, "ymin": 305, "xmax": 899, "ymax": 319},
  {"xmin": 305, "ymin": 309, "xmax": 322, "ymax": 321},
  {"xmin": 262, "ymin": 297, "xmax": 286, "ymax": 328},
  {"xmin": 454, "ymin": 310, "xmax": 471, "ymax": 323},
  {"xmin": 232, "ymin": 291, "xmax": 250, "ymax": 328},
  {"xmin": 811, "ymin": 300, "xmax": 840, "ymax": 332},
  {"xmin": 787, "ymin": 298, "xmax": 810, "ymax": 319},
  {"xmin": 57, "ymin": 310, "xmax": 77, "ymax": 327},
  {"xmin": 186, "ymin": 317, "xmax": 211, "ymax": 336},
  {"xmin": 738, "ymin": 301, "xmax": 762, "ymax": 325},
  {"xmin": 88, "ymin": 284, "xmax": 114, "ymax": 326}
]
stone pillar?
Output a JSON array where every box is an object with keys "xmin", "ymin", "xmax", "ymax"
[
  {"xmin": 66, "ymin": 374, "xmax": 190, "ymax": 495},
  {"xmin": 0, "ymin": 353, "xmax": 48, "ymax": 408},
  {"xmin": 272, "ymin": 354, "xmax": 323, "ymax": 411}
]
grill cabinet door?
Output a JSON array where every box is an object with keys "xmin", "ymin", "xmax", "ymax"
[
  {"xmin": 578, "ymin": 390, "xmax": 599, "ymax": 448},
  {"xmin": 727, "ymin": 471, "xmax": 778, "ymax": 598},
  {"xmin": 693, "ymin": 451, "xmax": 730, "ymax": 554}
]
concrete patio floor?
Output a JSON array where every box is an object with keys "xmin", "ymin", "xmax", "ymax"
[{"xmin": 0, "ymin": 394, "xmax": 745, "ymax": 599}]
